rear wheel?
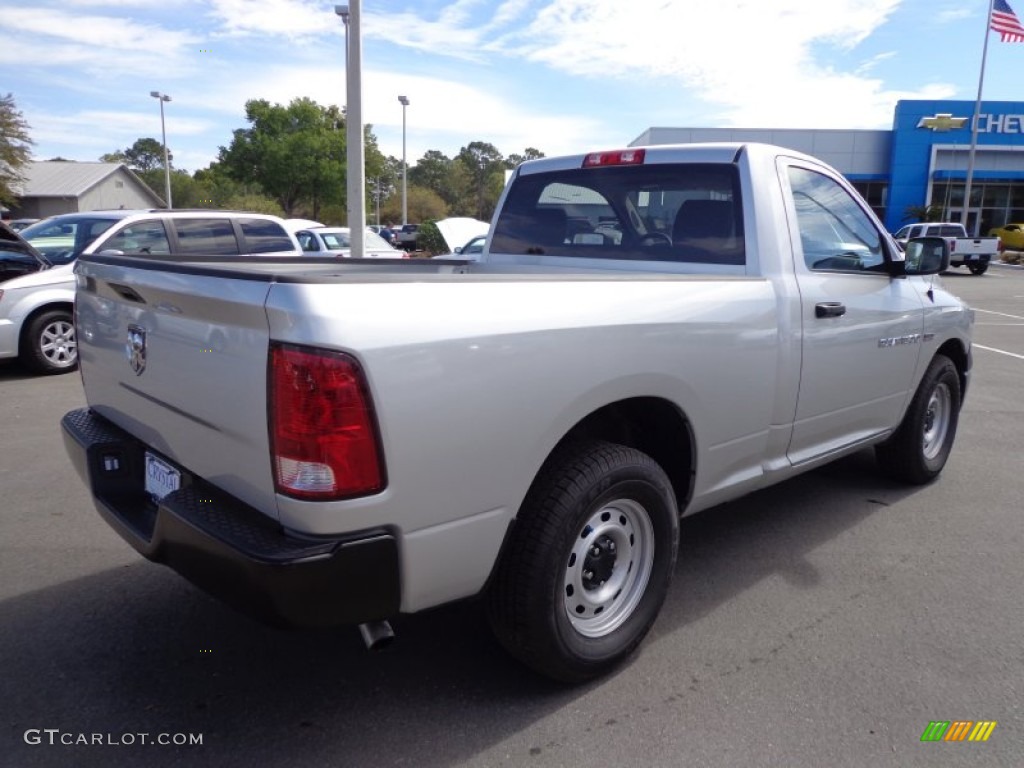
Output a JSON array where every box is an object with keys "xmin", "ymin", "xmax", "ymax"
[
  {"xmin": 876, "ymin": 355, "xmax": 960, "ymax": 484},
  {"xmin": 24, "ymin": 309, "xmax": 77, "ymax": 374},
  {"xmin": 487, "ymin": 441, "xmax": 678, "ymax": 682},
  {"xmin": 968, "ymin": 262, "xmax": 988, "ymax": 275}
]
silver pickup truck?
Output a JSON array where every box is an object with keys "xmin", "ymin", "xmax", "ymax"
[{"xmin": 62, "ymin": 143, "xmax": 973, "ymax": 682}]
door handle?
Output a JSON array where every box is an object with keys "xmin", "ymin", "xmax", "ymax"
[{"xmin": 815, "ymin": 302, "xmax": 846, "ymax": 318}]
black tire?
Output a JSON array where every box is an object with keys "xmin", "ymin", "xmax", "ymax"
[
  {"xmin": 486, "ymin": 441, "xmax": 679, "ymax": 683},
  {"xmin": 23, "ymin": 309, "xmax": 78, "ymax": 375},
  {"xmin": 968, "ymin": 262, "xmax": 988, "ymax": 275},
  {"xmin": 875, "ymin": 354, "xmax": 960, "ymax": 484}
]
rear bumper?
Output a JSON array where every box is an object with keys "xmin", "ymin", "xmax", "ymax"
[
  {"xmin": 949, "ymin": 253, "xmax": 991, "ymax": 266},
  {"xmin": 61, "ymin": 407, "xmax": 401, "ymax": 628}
]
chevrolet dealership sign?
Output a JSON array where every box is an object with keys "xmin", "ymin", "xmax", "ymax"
[
  {"xmin": 916, "ymin": 113, "xmax": 968, "ymax": 131},
  {"xmin": 917, "ymin": 112, "xmax": 1024, "ymax": 134}
]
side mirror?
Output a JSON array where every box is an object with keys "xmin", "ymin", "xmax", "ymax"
[
  {"xmin": 454, "ymin": 246, "xmax": 463, "ymax": 254},
  {"xmin": 96, "ymin": 249, "xmax": 125, "ymax": 257},
  {"xmin": 903, "ymin": 236, "xmax": 950, "ymax": 276}
]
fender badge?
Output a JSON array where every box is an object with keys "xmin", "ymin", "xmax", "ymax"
[{"xmin": 126, "ymin": 325, "xmax": 147, "ymax": 376}]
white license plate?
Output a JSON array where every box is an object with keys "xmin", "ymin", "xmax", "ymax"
[
  {"xmin": 969, "ymin": 254, "xmax": 980, "ymax": 260},
  {"xmin": 145, "ymin": 452, "xmax": 181, "ymax": 500}
]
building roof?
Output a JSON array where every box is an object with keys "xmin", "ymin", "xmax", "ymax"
[
  {"xmin": 19, "ymin": 161, "xmax": 127, "ymax": 197},
  {"xmin": 16, "ymin": 161, "xmax": 164, "ymax": 206}
]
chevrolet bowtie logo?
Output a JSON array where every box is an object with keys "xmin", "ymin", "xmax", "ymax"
[{"xmin": 917, "ymin": 113, "xmax": 969, "ymax": 131}]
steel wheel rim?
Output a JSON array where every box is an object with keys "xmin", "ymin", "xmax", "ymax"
[
  {"xmin": 564, "ymin": 498, "xmax": 655, "ymax": 638},
  {"xmin": 922, "ymin": 382, "xmax": 951, "ymax": 461},
  {"xmin": 40, "ymin": 320, "xmax": 77, "ymax": 367}
]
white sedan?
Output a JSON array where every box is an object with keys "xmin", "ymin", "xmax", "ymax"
[{"xmin": 295, "ymin": 227, "xmax": 405, "ymax": 259}]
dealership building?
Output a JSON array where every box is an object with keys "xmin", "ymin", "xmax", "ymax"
[{"xmin": 631, "ymin": 99, "xmax": 1024, "ymax": 236}]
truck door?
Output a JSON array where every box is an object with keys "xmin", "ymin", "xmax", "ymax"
[{"xmin": 780, "ymin": 160, "xmax": 925, "ymax": 465}]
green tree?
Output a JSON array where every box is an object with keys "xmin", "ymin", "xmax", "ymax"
[
  {"xmin": 99, "ymin": 150, "xmax": 127, "ymax": 164},
  {"xmin": 380, "ymin": 185, "xmax": 447, "ymax": 224},
  {"xmin": 0, "ymin": 93, "xmax": 35, "ymax": 207},
  {"xmin": 125, "ymin": 137, "xmax": 167, "ymax": 173},
  {"xmin": 218, "ymin": 97, "xmax": 352, "ymax": 218},
  {"xmin": 903, "ymin": 204, "xmax": 945, "ymax": 223},
  {"xmin": 456, "ymin": 142, "xmax": 505, "ymax": 221},
  {"xmin": 505, "ymin": 147, "xmax": 545, "ymax": 169},
  {"xmin": 416, "ymin": 220, "xmax": 448, "ymax": 255}
]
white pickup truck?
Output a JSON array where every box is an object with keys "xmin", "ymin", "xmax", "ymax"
[
  {"xmin": 62, "ymin": 143, "xmax": 973, "ymax": 682},
  {"xmin": 892, "ymin": 222, "xmax": 999, "ymax": 275}
]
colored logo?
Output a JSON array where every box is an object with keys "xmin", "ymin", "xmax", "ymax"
[
  {"xmin": 920, "ymin": 721, "xmax": 997, "ymax": 742},
  {"xmin": 916, "ymin": 113, "xmax": 969, "ymax": 132}
]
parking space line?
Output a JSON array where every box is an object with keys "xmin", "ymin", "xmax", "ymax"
[
  {"xmin": 974, "ymin": 308, "xmax": 1024, "ymax": 321},
  {"xmin": 974, "ymin": 344, "xmax": 1024, "ymax": 361}
]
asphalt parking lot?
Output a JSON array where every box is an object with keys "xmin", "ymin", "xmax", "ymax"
[{"xmin": 2, "ymin": 264, "xmax": 1022, "ymax": 768}]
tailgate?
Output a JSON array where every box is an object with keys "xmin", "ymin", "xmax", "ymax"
[{"xmin": 75, "ymin": 258, "xmax": 279, "ymax": 519}]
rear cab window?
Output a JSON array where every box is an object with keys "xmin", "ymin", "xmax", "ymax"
[{"xmin": 490, "ymin": 162, "xmax": 745, "ymax": 265}]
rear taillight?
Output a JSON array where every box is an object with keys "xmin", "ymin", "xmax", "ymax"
[
  {"xmin": 269, "ymin": 343, "xmax": 385, "ymax": 500},
  {"xmin": 582, "ymin": 149, "xmax": 646, "ymax": 168}
]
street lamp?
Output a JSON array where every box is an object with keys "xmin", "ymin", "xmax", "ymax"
[
  {"xmin": 149, "ymin": 91, "xmax": 172, "ymax": 209},
  {"xmin": 335, "ymin": 5, "xmax": 349, "ymax": 62},
  {"xmin": 398, "ymin": 95, "xmax": 409, "ymax": 225},
  {"xmin": 336, "ymin": 2, "xmax": 365, "ymax": 255}
]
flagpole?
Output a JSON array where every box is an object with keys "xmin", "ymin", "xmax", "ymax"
[{"xmin": 962, "ymin": 0, "xmax": 996, "ymax": 233}]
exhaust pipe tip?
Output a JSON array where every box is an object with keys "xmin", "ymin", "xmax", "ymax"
[{"xmin": 358, "ymin": 620, "xmax": 395, "ymax": 651}]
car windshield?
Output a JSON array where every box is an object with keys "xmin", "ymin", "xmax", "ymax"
[{"xmin": 20, "ymin": 217, "xmax": 119, "ymax": 265}]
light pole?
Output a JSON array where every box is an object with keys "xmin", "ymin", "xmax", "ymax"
[
  {"xmin": 336, "ymin": 5, "xmax": 349, "ymax": 64},
  {"xmin": 336, "ymin": 2, "xmax": 365, "ymax": 256},
  {"xmin": 398, "ymin": 95, "xmax": 409, "ymax": 225},
  {"xmin": 149, "ymin": 91, "xmax": 172, "ymax": 209}
]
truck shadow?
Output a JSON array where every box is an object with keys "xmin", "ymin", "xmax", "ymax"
[{"xmin": 1, "ymin": 449, "xmax": 919, "ymax": 768}]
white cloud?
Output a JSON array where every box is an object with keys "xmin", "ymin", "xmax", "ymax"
[
  {"xmin": 379, "ymin": 0, "xmax": 956, "ymax": 130},
  {"xmin": 935, "ymin": 8, "xmax": 972, "ymax": 23},
  {"xmin": 1, "ymin": 6, "xmax": 200, "ymax": 78},
  {"xmin": 181, "ymin": 64, "xmax": 608, "ymax": 161},
  {"xmin": 26, "ymin": 109, "xmax": 214, "ymax": 157},
  {"xmin": 205, "ymin": 0, "xmax": 332, "ymax": 38}
]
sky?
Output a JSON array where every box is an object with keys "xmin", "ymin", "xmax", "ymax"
[{"xmin": 3, "ymin": 0, "xmax": 1024, "ymax": 173}]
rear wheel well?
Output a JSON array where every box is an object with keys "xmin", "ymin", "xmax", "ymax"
[{"xmin": 552, "ymin": 398, "xmax": 695, "ymax": 514}]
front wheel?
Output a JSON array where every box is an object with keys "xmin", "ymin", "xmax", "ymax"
[
  {"xmin": 876, "ymin": 354, "xmax": 961, "ymax": 484},
  {"xmin": 487, "ymin": 441, "xmax": 679, "ymax": 683},
  {"xmin": 968, "ymin": 262, "xmax": 988, "ymax": 275}
]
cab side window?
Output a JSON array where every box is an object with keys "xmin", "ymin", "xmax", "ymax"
[{"xmin": 789, "ymin": 167, "xmax": 885, "ymax": 273}]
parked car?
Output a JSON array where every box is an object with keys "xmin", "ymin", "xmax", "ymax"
[
  {"xmin": 8, "ymin": 218, "xmax": 40, "ymax": 232},
  {"xmin": 891, "ymin": 222, "xmax": 998, "ymax": 275},
  {"xmin": 396, "ymin": 223, "xmax": 420, "ymax": 250},
  {"xmin": 62, "ymin": 142, "xmax": 971, "ymax": 682},
  {"xmin": 989, "ymin": 222, "xmax": 1024, "ymax": 251},
  {"xmin": 295, "ymin": 227, "xmax": 405, "ymax": 258},
  {"xmin": 434, "ymin": 234, "xmax": 487, "ymax": 261},
  {"xmin": 1, "ymin": 210, "xmax": 301, "ymax": 374},
  {"xmin": 0, "ymin": 221, "xmax": 50, "ymax": 284}
]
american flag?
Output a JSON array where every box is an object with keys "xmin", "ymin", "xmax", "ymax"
[{"xmin": 992, "ymin": 0, "xmax": 1024, "ymax": 42}]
